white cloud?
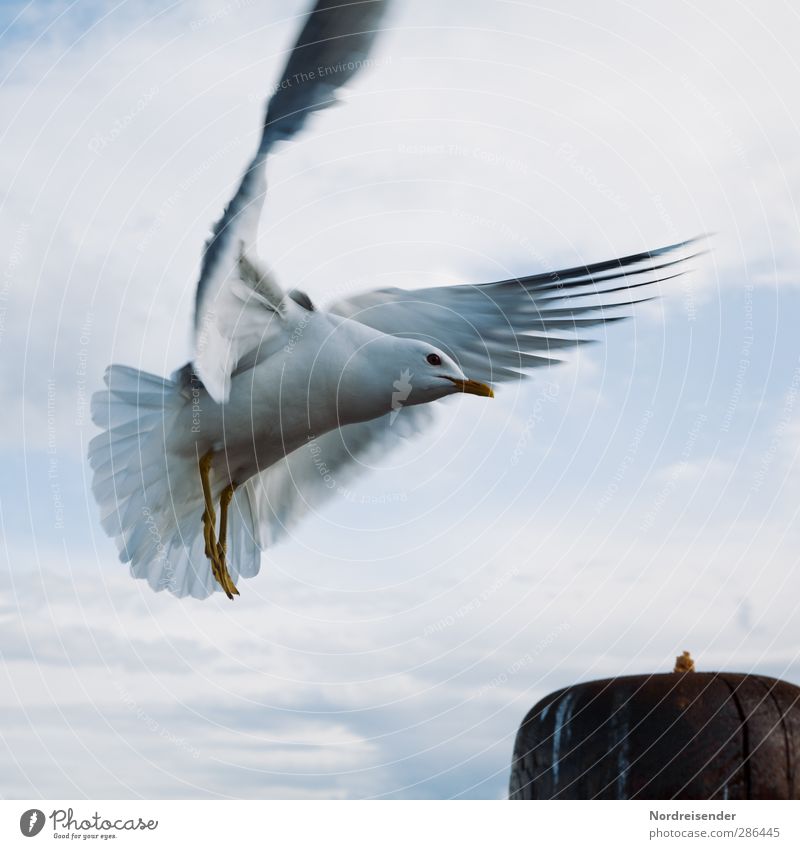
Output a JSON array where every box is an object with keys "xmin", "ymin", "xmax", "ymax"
[{"xmin": 3, "ymin": 0, "xmax": 800, "ymax": 800}]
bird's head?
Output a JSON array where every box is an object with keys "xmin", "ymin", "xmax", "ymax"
[
  {"xmin": 385, "ymin": 339, "xmax": 494, "ymax": 408},
  {"xmin": 324, "ymin": 327, "xmax": 494, "ymax": 428}
]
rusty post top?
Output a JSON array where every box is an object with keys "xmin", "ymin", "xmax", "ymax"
[{"xmin": 674, "ymin": 650, "xmax": 696, "ymax": 673}]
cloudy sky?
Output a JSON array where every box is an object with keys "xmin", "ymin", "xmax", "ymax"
[{"xmin": 1, "ymin": 0, "xmax": 799, "ymax": 799}]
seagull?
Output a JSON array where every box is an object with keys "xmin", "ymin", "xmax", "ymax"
[{"xmin": 90, "ymin": 0, "xmax": 699, "ymax": 600}]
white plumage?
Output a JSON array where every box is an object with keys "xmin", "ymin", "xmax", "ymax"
[{"xmin": 89, "ymin": 0, "xmax": 699, "ymax": 599}]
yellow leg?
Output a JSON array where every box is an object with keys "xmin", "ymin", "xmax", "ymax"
[
  {"xmin": 199, "ymin": 451, "xmax": 217, "ymax": 560},
  {"xmin": 198, "ymin": 451, "xmax": 238, "ymax": 600},
  {"xmin": 216, "ymin": 482, "xmax": 239, "ymax": 598}
]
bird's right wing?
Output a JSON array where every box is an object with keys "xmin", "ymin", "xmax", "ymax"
[
  {"xmin": 192, "ymin": 0, "xmax": 390, "ymax": 402},
  {"xmin": 326, "ymin": 239, "xmax": 703, "ymax": 385},
  {"xmin": 241, "ymin": 239, "xmax": 704, "ymax": 545}
]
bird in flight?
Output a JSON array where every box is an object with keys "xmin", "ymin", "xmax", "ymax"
[{"xmin": 90, "ymin": 0, "xmax": 699, "ymax": 599}]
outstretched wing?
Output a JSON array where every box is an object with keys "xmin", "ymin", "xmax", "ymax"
[
  {"xmin": 327, "ymin": 238, "xmax": 703, "ymax": 384},
  {"xmin": 243, "ymin": 239, "xmax": 701, "ymax": 543},
  {"xmin": 193, "ymin": 0, "xmax": 390, "ymax": 402},
  {"xmin": 241, "ymin": 239, "xmax": 700, "ymax": 546}
]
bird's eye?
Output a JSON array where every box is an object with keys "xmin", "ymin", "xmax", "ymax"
[{"xmin": 426, "ymin": 353, "xmax": 442, "ymax": 366}]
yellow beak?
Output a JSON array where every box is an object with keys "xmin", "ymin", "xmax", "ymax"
[{"xmin": 446, "ymin": 377, "xmax": 494, "ymax": 398}]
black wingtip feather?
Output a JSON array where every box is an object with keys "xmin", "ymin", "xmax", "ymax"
[{"xmin": 486, "ymin": 235, "xmax": 705, "ymax": 296}]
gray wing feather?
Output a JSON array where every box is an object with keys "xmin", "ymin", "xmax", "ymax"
[
  {"xmin": 262, "ymin": 0, "xmax": 390, "ymax": 148},
  {"xmin": 193, "ymin": 0, "xmax": 390, "ymax": 401},
  {"xmin": 243, "ymin": 239, "xmax": 701, "ymax": 541},
  {"xmin": 195, "ymin": 0, "xmax": 389, "ymax": 313},
  {"xmin": 327, "ymin": 238, "xmax": 703, "ymax": 384}
]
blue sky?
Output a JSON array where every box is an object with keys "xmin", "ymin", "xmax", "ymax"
[{"xmin": 1, "ymin": 0, "xmax": 799, "ymax": 799}]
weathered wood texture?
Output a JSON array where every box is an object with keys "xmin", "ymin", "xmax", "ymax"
[{"xmin": 509, "ymin": 672, "xmax": 800, "ymax": 799}]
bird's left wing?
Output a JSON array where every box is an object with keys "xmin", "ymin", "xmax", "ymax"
[
  {"xmin": 326, "ymin": 238, "xmax": 703, "ymax": 385},
  {"xmin": 192, "ymin": 0, "xmax": 390, "ymax": 402}
]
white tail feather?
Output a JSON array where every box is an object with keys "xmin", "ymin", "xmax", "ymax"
[{"xmin": 89, "ymin": 365, "xmax": 261, "ymax": 599}]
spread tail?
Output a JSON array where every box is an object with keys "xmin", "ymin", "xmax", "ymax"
[{"xmin": 89, "ymin": 365, "xmax": 261, "ymax": 598}]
